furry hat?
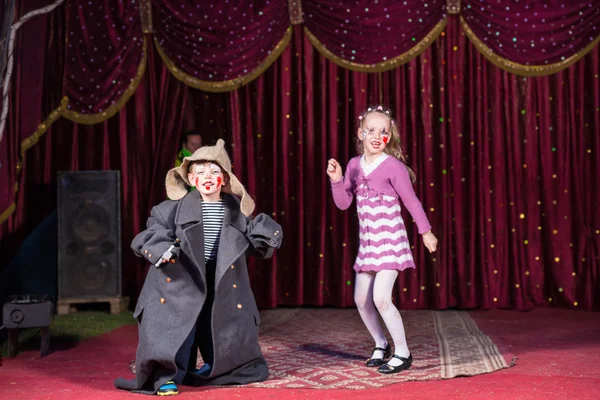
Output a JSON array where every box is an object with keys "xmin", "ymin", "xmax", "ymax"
[{"xmin": 165, "ymin": 139, "xmax": 255, "ymax": 216}]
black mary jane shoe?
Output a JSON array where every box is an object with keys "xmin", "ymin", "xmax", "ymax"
[
  {"xmin": 377, "ymin": 354, "xmax": 413, "ymax": 374},
  {"xmin": 365, "ymin": 344, "xmax": 393, "ymax": 367}
]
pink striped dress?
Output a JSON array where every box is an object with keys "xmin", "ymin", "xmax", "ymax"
[{"xmin": 330, "ymin": 154, "xmax": 431, "ymax": 272}]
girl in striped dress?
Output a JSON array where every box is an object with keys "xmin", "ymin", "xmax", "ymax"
[{"xmin": 327, "ymin": 105, "xmax": 438, "ymax": 374}]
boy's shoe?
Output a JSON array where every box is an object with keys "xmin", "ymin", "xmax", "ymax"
[
  {"xmin": 190, "ymin": 363, "xmax": 212, "ymax": 376},
  {"xmin": 157, "ymin": 380, "xmax": 178, "ymax": 396}
]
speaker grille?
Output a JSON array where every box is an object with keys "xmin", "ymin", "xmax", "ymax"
[{"xmin": 57, "ymin": 171, "xmax": 121, "ymax": 298}]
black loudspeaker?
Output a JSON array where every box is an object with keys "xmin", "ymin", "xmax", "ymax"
[{"xmin": 57, "ymin": 171, "xmax": 121, "ymax": 299}]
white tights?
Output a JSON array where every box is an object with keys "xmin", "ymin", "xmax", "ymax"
[{"xmin": 354, "ymin": 270, "xmax": 410, "ymax": 365}]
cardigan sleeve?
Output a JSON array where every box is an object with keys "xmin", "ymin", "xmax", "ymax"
[
  {"xmin": 330, "ymin": 158, "xmax": 356, "ymax": 210},
  {"xmin": 389, "ymin": 161, "xmax": 432, "ymax": 234}
]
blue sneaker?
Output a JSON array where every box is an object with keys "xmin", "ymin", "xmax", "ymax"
[
  {"xmin": 191, "ymin": 363, "xmax": 212, "ymax": 376},
  {"xmin": 157, "ymin": 380, "xmax": 178, "ymax": 396}
]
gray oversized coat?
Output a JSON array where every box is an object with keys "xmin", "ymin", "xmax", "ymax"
[{"xmin": 114, "ymin": 191, "xmax": 283, "ymax": 394}]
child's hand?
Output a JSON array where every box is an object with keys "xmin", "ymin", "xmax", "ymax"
[
  {"xmin": 327, "ymin": 158, "xmax": 342, "ymax": 182},
  {"xmin": 422, "ymin": 231, "xmax": 438, "ymax": 253}
]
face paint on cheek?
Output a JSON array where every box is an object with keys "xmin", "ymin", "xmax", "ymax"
[
  {"xmin": 383, "ymin": 136, "xmax": 388, "ymax": 144},
  {"xmin": 216, "ymin": 176, "xmax": 222, "ymax": 187},
  {"xmin": 195, "ymin": 177, "xmax": 199, "ymax": 187}
]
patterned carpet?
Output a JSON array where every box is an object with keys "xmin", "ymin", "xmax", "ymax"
[
  {"xmin": 130, "ymin": 308, "xmax": 514, "ymax": 389},
  {"xmin": 250, "ymin": 308, "xmax": 513, "ymax": 389}
]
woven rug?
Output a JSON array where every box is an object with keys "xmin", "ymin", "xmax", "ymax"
[
  {"xmin": 130, "ymin": 308, "xmax": 514, "ymax": 389},
  {"xmin": 251, "ymin": 308, "xmax": 513, "ymax": 389}
]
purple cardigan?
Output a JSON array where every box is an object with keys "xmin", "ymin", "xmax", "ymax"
[{"xmin": 330, "ymin": 155, "xmax": 432, "ymax": 234}]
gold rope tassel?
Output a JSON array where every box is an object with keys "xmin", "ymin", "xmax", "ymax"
[
  {"xmin": 288, "ymin": 0, "xmax": 303, "ymax": 25},
  {"xmin": 446, "ymin": 0, "xmax": 461, "ymax": 15}
]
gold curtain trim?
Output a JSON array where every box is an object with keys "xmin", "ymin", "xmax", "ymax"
[
  {"xmin": 304, "ymin": 19, "xmax": 447, "ymax": 73},
  {"xmin": 139, "ymin": 0, "xmax": 153, "ymax": 34},
  {"xmin": 20, "ymin": 97, "xmax": 67, "ymax": 156},
  {"xmin": 460, "ymin": 16, "xmax": 600, "ymax": 76},
  {"xmin": 2, "ymin": 39, "xmax": 148, "ymax": 227},
  {"xmin": 0, "ymin": 89, "xmax": 67, "ymax": 227},
  {"xmin": 446, "ymin": 0, "xmax": 461, "ymax": 15},
  {"xmin": 3, "ymin": 97, "xmax": 66, "ymax": 226},
  {"xmin": 155, "ymin": 26, "xmax": 293, "ymax": 93},
  {"xmin": 0, "ymin": 202, "xmax": 16, "ymax": 225},
  {"xmin": 288, "ymin": 0, "xmax": 303, "ymax": 25},
  {"xmin": 61, "ymin": 36, "xmax": 148, "ymax": 124}
]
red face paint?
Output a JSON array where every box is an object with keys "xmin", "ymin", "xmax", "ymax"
[
  {"xmin": 383, "ymin": 136, "xmax": 388, "ymax": 144},
  {"xmin": 205, "ymin": 186, "xmax": 210, "ymax": 191},
  {"xmin": 195, "ymin": 177, "xmax": 199, "ymax": 186},
  {"xmin": 217, "ymin": 176, "xmax": 222, "ymax": 187}
]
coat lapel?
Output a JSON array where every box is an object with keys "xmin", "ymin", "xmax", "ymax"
[
  {"xmin": 214, "ymin": 194, "xmax": 249, "ymax": 288},
  {"xmin": 175, "ymin": 190, "xmax": 206, "ymax": 268}
]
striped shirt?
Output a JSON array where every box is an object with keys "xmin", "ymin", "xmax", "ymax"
[{"xmin": 202, "ymin": 200, "xmax": 225, "ymax": 260}]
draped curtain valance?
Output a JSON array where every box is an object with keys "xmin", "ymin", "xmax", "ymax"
[{"xmin": 48, "ymin": 0, "xmax": 600, "ymax": 121}]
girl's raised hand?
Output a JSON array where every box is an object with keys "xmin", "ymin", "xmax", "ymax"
[{"xmin": 327, "ymin": 158, "xmax": 342, "ymax": 182}]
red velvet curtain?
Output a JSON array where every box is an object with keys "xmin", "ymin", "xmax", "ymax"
[
  {"xmin": 189, "ymin": 23, "xmax": 600, "ymax": 310},
  {"xmin": 63, "ymin": 0, "xmax": 144, "ymax": 115},
  {"xmin": 152, "ymin": 0, "xmax": 289, "ymax": 83},
  {"xmin": 303, "ymin": 0, "xmax": 446, "ymax": 66},
  {"xmin": 1, "ymin": 3, "xmax": 599, "ymax": 310},
  {"xmin": 0, "ymin": 0, "xmax": 60, "ymax": 262},
  {"xmin": 0, "ymin": 3, "xmax": 195, "ymax": 300},
  {"xmin": 461, "ymin": 0, "xmax": 600, "ymax": 65}
]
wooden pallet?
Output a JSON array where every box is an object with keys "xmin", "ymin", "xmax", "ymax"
[{"xmin": 57, "ymin": 296, "xmax": 130, "ymax": 315}]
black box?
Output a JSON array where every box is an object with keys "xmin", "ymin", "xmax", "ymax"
[{"xmin": 2, "ymin": 295, "xmax": 54, "ymax": 329}]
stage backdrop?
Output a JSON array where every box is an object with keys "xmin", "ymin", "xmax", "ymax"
[{"xmin": 1, "ymin": 1, "xmax": 599, "ymax": 310}]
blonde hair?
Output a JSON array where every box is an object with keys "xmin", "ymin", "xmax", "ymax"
[{"xmin": 356, "ymin": 106, "xmax": 416, "ymax": 183}]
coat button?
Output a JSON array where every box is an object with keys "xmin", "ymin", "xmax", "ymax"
[
  {"xmin": 148, "ymin": 253, "xmax": 152, "ymax": 258},
  {"xmin": 175, "ymin": 238, "xmax": 181, "ymax": 243},
  {"xmin": 170, "ymin": 259, "xmax": 176, "ymax": 264},
  {"xmin": 274, "ymin": 230, "xmax": 279, "ymax": 236},
  {"xmin": 231, "ymin": 265, "xmax": 235, "ymax": 269},
  {"xmin": 233, "ymin": 284, "xmax": 237, "ymax": 288},
  {"xmin": 237, "ymin": 304, "xmax": 242, "ymax": 309},
  {"xmin": 166, "ymin": 277, "xmax": 172, "ymax": 283},
  {"xmin": 144, "ymin": 249, "xmax": 148, "ymax": 254},
  {"xmin": 160, "ymin": 298, "xmax": 166, "ymax": 304}
]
